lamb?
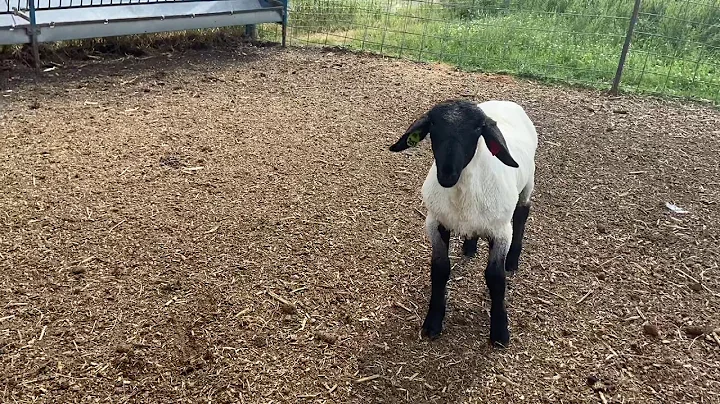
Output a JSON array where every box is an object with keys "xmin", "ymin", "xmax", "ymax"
[{"xmin": 388, "ymin": 99, "xmax": 538, "ymax": 347}]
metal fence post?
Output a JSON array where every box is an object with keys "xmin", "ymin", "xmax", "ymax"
[
  {"xmin": 245, "ymin": 24, "xmax": 257, "ymax": 40},
  {"xmin": 28, "ymin": 0, "xmax": 41, "ymax": 70},
  {"xmin": 281, "ymin": 0, "xmax": 288, "ymax": 47},
  {"xmin": 611, "ymin": 0, "xmax": 642, "ymax": 94}
]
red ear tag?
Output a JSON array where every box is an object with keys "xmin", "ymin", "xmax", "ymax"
[{"xmin": 488, "ymin": 141, "xmax": 501, "ymax": 156}]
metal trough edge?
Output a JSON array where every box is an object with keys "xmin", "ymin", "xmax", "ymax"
[{"xmin": 32, "ymin": 10, "xmax": 283, "ymax": 43}]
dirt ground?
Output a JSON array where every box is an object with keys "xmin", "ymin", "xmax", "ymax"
[{"xmin": 1, "ymin": 44, "xmax": 720, "ymax": 403}]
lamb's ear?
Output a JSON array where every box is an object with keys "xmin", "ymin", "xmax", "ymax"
[
  {"xmin": 389, "ymin": 114, "xmax": 431, "ymax": 152},
  {"xmin": 481, "ymin": 117, "xmax": 519, "ymax": 168}
]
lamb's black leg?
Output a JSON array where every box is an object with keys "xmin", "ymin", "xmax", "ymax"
[
  {"xmin": 422, "ymin": 223, "xmax": 451, "ymax": 339},
  {"xmin": 486, "ymin": 238, "xmax": 510, "ymax": 347},
  {"xmin": 462, "ymin": 236, "xmax": 479, "ymax": 258},
  {"xmin": 506, "ymin": 203, "xmax": 530, "ymax": 273}
]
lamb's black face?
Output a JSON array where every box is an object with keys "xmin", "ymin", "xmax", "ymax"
[
  {"xmin": 389, "ymin": 99, "xmax": 519, "ymax": 187},
  {"xmin": 425, "ymin": 102, "xmax": 485, "ymax": 188}
]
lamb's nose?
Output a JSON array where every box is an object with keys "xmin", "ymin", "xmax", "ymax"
[{"xmin": 438, "ymin": 167, "xmax": 460, "ymax": 188}]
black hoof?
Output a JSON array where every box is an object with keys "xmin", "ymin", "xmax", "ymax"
[
  {"xmin": 490, "ymin": 313, "xmax": 510, "ymax": 347},
  {"xmin": 422, "ymin": 313, "xmax": 444, "ymax": 339},
  {"xmin": 490, "ymin": 324, "xmax": 510, "ymax": 347},
  {"xmin": 422, "ymin": 326, "xmax": 442, "ymax": 340}
]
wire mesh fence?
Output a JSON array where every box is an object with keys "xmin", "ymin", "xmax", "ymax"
[
  {"xmin": 2, "ymin": 0, "xmax": 17, "ymax": 13},
  {"xmin": 621, "ymin": 0, "xmax": 719, "ymax": 102},
  {"xmin": 31, "ymin": 0, "xmax": 195, "ymax": 11},
  {"xmin": 260, "ymin": 0, "xmax": 720, "ymax": 104}
]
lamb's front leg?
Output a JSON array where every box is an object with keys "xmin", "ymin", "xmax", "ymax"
[
  {"xmin": 486, "ymin": 226, "xmax": 512, "ymax": 347},
  {"xmin": 422, "ymin": 217, "xmax": 451, "ymax": 339}
]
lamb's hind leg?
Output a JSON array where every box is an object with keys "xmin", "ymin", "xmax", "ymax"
[
  {"xmin": 506, "ymin": 203, "xmax": 530, "ymax": 273},
  {"xmin": 506, "ymin": 183, "xmax": 533, "ymax": 273},
  {"xmin": 462, "ymin": 236, "xmax": 479, "ymax": 258}
]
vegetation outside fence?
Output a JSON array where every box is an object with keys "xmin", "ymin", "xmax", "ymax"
[{"xmin": 260, "ymin": 0, "xmax": 720, "ymax": 103}]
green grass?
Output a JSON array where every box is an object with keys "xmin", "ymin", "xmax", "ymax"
[{"xmin": 271, "ymin": 0, "xmax": 720, "ymax": 103}]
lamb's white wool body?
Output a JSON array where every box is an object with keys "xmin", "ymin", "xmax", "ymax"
[{"xmin": 422, "ymin": 100, "xmax": 538, "ymax": 240}]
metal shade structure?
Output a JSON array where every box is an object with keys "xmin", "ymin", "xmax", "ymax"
[{"xmin": 1, "ymin": 0, "xmax": 288, "ymax": 64}]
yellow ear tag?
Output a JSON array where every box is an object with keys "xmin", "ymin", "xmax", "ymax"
[{"xmin": 406, "ymin": 132, "xmax": 422, "ymax": 147}]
